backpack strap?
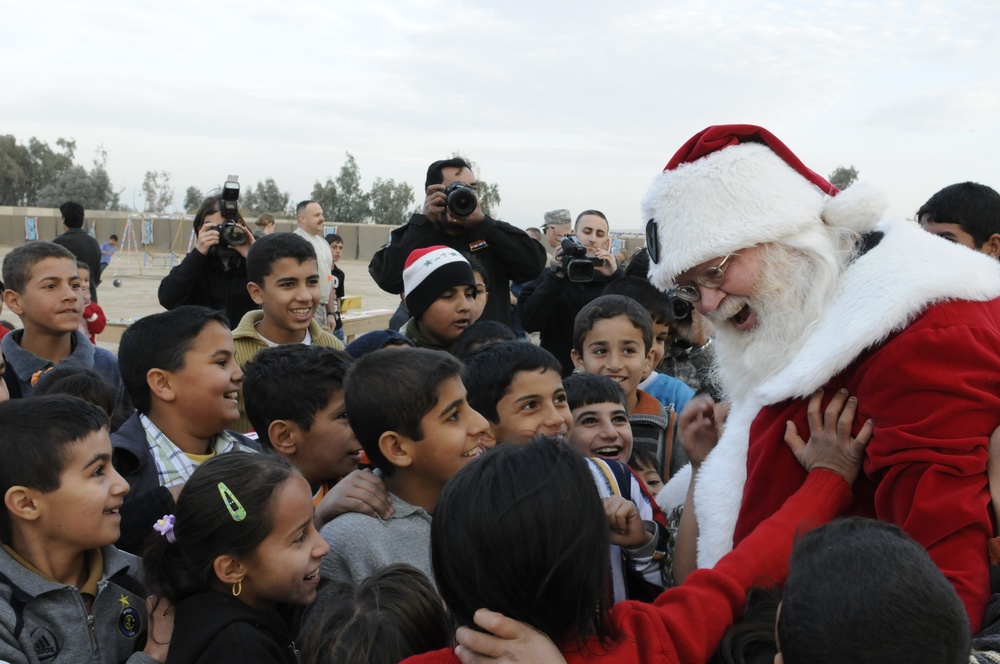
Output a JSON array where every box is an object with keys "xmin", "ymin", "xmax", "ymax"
[{"xmin": 606, "ymin": 460, "xmax": 633, "ymax": 504}]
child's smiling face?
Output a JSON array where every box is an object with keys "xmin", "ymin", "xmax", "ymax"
[
  {"xmin": 235, "ymin": 473, "xmax": 330, "ymax": 610},
  {"xmin": 572, "ymin": 314, "xmax": 653, "ymax": 410},
  {"xmin": 491, "ymin": 368, "xmax": 572, "ymax": 445},
  {"xmin": 37, "ymin": 428, "xmax": 129, "ymax": 554},
  {"xmin": 567, "ymin": 400, "xmax": 633, "ymax": 463}
]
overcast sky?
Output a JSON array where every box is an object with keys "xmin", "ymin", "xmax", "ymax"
[{"xmin": 3, "ymin": 0, "xmax": 998, "ymax": 230}]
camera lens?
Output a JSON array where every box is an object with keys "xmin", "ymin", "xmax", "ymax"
[
  {"xmin": 220, "ymin": 223, "xmax": 247, "ymax": 247},
  {"xmin": 447, "ymin": 189, "xmax": 477, "ymax": 217},
  {"xmin": 565, "ymin": 258, "xmax": 595, "ymax": 282},
  {"xmin": 671, "ymin": 296, "xmax": 692, "ymax": 321}
]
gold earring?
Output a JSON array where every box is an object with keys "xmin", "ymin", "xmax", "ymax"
[{"xmin": 232, "ymin": 579, "xmax": 242, "ymax": 597}]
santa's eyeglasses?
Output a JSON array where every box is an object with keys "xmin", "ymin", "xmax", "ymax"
[{"xmin": 672, "ymin": 254, "xmax": 737, "ymax": 302}]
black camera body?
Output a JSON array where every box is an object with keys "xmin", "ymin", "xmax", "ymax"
[
  {"xmin": 217, "ymin": 175, "xmax": 247, "ymax": 249},
  {"xmin": 666, "ymin": 290, "xmax": 693, "ymax": 322},
  {"xmin": 560, "ymin": 235, "xmax": 602, "ymax": 282},
  {"xmin": 443, "ymin": 181, "xmax": 478, "ymax": 217}
]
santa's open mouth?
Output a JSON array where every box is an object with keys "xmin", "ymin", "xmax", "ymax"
[{"xmin": 731, "ymin": 304, "xmax": 751, "ymax": 326}]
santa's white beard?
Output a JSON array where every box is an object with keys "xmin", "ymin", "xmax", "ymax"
[{"xmin": 708, "ymin": 245, "xmax": 837, "ymax": 403}]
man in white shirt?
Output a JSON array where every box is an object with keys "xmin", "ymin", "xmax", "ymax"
[{"xmin": 293, "ymin": 200, "xmax": 335, "ymax": 330}]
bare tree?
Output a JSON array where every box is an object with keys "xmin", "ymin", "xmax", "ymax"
[{"xmin": 142, "ymin": 170, "xmax": 174, "ymax": 213}]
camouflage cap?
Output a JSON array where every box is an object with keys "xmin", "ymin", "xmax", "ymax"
[{"xmin": 543, "ymin": 209, "xmax": 571, "ymax": 227}]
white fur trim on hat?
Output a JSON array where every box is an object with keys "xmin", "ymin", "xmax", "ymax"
[
  {"xmin": 403, "ymin": 245, "xmax": 475, "ymax": 320},
  {"xmin": 643, "ymin": 142, "xmax": 886, "ymax": 291}
]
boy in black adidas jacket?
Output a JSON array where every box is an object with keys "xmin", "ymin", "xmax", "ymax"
[{"xmin": 0, "ymin": 396, "xmax": 168, "ymax": 663}]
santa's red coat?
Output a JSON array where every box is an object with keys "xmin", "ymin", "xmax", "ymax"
[
  {"xmin": 660, "ymin": 218, "xmax": 1000, "ymax": 632},
  {"xmin": 737, "ymin": 297, "xmax": 1000, "ymax": 632}
]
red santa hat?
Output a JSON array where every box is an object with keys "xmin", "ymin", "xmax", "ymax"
[
  {"xmin": 642, "ymin": 124, "xmax": 887, "ymax": 290},
  {"xmin": 403, "ymin": 245, "xmax": 476, "ymax": 320}
]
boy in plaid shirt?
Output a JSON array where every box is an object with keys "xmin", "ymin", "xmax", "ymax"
[{"xmin": 111, "ymin": 306, "xmax": 260, "ymax": 554}]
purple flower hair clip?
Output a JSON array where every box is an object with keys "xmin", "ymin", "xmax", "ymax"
[{"xmin": 153, "ymin": 514, "xmax": 177, "ymax": 543}]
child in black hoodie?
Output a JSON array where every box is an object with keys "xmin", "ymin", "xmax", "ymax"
[{"xmin": 142, "ymin": 452, "xmax": 328, "ymax": 663}]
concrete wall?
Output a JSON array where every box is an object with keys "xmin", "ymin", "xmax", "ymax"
[
  {"xmin": 0, "ymin": 207, "xmax": 402, "ymax": 262},
  {"xmin": 0, "ymin": 207, "xmax": 647, "ymax": 263}
]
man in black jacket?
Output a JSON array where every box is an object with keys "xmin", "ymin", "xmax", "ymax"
[
  {"xmin": 517, "ymin": 210, "xmax": 623, "ymax": 376},
  {"xmin": 52, "ymin": 201, "xmax": 102, "ymax": 302},
  {"xmin": 369, "ymin": 157, "xmax": 545, "ymax": 327},
  {"xmin": 157, "ymin": 196, "xmax": 258, "ymax": 330}
]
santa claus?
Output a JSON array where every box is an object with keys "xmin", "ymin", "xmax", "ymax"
[{"xmin": 648, "ymin": 125, "xmax": 1000, "ymax": 631}]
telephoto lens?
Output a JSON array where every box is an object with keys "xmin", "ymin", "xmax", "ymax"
[{"xmin": 443, "ymin": 181, "xmax": 478, "ymax": 217}]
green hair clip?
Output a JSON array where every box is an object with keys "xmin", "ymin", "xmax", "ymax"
[{"xmin": 218, "ymin": 482, "xmax": 246, "ymax": 522}]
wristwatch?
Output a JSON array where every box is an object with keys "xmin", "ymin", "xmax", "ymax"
[{"xmin": 688, "ymin": 337, "xmax": 713, "ymax": 357}]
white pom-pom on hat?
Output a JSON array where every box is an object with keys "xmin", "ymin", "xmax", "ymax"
[{"xmin": 821, "ymin": 181, "xmax": 888, "ymax": 234}]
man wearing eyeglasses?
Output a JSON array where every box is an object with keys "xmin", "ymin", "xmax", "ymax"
[
  {"xmin": 541, "ymin": 209, "xmax": 572, "ymax": 251},
  {"xmin": 646, "ymin": 125, "xmax": 1000, "ymax": 632},
  {"xmin": 369, "ymin": 157, "xmax": 545, "ymax": 327}
]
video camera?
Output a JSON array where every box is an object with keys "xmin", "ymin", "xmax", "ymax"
[
  {"xmin": 559, "ymin": 235, "xmax": 603, "ymax": 282},
  {"xmin": 217, "ymin": 175, "xmax": 247, "ymax": 248},
  {"xmin": 443, "ymin": 180, "xmax": 478, "ymax": 217}
]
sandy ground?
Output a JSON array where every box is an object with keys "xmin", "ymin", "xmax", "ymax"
[{"xmin": 0, "ymin": 245, "xmax": 401, "ymax": 352}]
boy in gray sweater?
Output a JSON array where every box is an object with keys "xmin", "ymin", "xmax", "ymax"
[{"xmin": 320, "ymin": 347, "xmax": 491, "ymax": 586}]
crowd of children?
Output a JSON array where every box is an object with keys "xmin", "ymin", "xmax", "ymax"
[{"xmin": 1, "ymin": 180, "xmax": 999, "ymax": 664}]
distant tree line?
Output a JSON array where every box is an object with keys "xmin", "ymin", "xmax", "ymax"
[
  {"xmin": 1, "ymin": 136, "xmax": 502, "ymax": 227},
  {"xmin": 185, "ymin": 152, "xmax": 502, "ymax": 227},
  {"xmin": 0, "ymin": 135, "xmax": 125, "ymax": 210},
  {"xmin": 181, "ymin": 152, "xmax": 419, "ymax": 225}
]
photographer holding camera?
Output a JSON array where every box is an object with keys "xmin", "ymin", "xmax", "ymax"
[
  {"xmin": 369, "ymin": 157, "xmax": 546, "ymax": 327},
  {"xmin": 517, "ymin": 210, "xmax": 623, "ymax": 376},
  {"xmin": 158, "ymin": 189, "xmax": 257, "ymax": 329}
]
